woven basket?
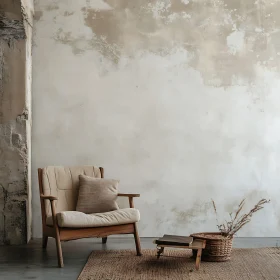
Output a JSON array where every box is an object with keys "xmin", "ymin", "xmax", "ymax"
[{"xmin": 190, "ymin": 232, "xmax": 233, "ymax": 262}]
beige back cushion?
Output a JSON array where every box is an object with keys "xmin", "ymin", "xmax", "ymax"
[
  {"xmin": 42, "ymin": 166, "xmax": 102, "ymax": 216},
  {"xmin": 76, "ymin": 175, "xmax": 119, "ymax": 214}
]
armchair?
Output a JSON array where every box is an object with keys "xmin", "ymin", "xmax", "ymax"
[{"xmin": 38, "ymin": 166, "xmax": 142, "ymax": 267}]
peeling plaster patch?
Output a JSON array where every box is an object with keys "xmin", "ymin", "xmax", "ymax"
[
  {"xmin": 53, "ymin": 28, "xmax": 87, "ymax": 55},
  {"xmin": 75, "ymin": 0, "xmax": 280, "ymax": 86},
  {"xmin": 33, "ymin": 11, "xmax": 43, "ymax": 21},
  {"xmin": 227, "ymin": 30, "xmax": 245, "ymax": 54},
  {"xmin": 207, "ymin": 77, "xmax": 223, "ymax": 87},
  {"xmin": 181, "ymin": 0, "xmax": 190, "ymax": 4},
  {"xmin": 81, "ymin": 0, "xmax": 113, "ymax": 11},
  {"xmin": 182, "ymin": 12, "xmax": 191, "ymax": 19},
  {"xmin": 147, "ymin": 1, "xmax": 171, "ymax": 19},
  {"xmin": 81, "ymin": 7, "xmax": 121, "ymax": 61},
  {"xmin": 45, "ymin": 4, "xmax": 59, "ymax": 11},
  {"xmin": 0, "ymin": 13, "xmax": 26, "ymax": 40},
  {"xmin": 167, "ymin": 13, "xmax": 179, "ymax": 23},
  {"xmin": 12, "ymin": 133, "xmax": 22, "ymax": 148},
  {"xmin": 16, "ymin": 109, "xmax": 29, "ymax": 122},
  {"xmin": 63, "ymin": 11, "xmax": 74, "ymax": 17}
]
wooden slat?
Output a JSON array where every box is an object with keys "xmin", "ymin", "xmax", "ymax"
[
  {"xmin": 40, "ymin": 195, "xmax": 58, "ymax": 201},
  {"xmin": 100, "ymin": 167, "xmax": 104, "ymax": 178},
  {"xmin": 129, "ymin": 197, "xmax": 134, "ymax": 208}
]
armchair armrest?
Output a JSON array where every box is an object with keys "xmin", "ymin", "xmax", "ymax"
[
  {"xmin": 40, "ymin": 195, "xmax": 58, "ymax": 201},
  {"xmin": 118, "ymin": 193, "xmax": 140, "ymax": 198},
  {"xmin": 118, "ymin": 193, "xmax": 140, "ymax": 208},
  {"xmin": 40, "ymin": 195, "xmax": 59, "ymax": 229}
]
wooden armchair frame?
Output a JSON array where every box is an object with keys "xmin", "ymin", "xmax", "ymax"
[{"xmin": 38, "ymin": 167, "xmax": 142, "ymax": 268}]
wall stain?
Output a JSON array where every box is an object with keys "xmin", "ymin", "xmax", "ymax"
[
  {"xmin": 34, "ymin": 11, "xmax": 43, "ymax": 21},
  {"xmin": 64, "ymin": 11, "xmax": 74, "ymax": 17},
  {"xmin": 172, "ymin": 201, "xmax": 212, "ymax": 225},
  {"xmin": 53, "ymin": 29, "xmax": 85, "ymax": 55},
  {"xmin": 75, "ymin": 0, "xmax": 280, "ymax": 86},
  {"xmin": 45, "ymin": 4, "xmax": 59, "ymax": 11},
  {"xmin": 45, "ymin": 0, "xmax": 280, "ymax": 86}
]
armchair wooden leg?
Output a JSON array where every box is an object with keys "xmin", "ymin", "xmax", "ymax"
[
  {"xmin": 133, "ymin": 223, "xmax": 142, "ymax": 256},
  {"xmin": 42, "ymin": 235, "xmax": 48, "ymax": 249},
  {"xmin": 50, "ymin": 200, "xmax": 64, "ymax": 267},
  {"xmin": 55, "ymin": 236, "xmax": 64, "ymax": 268},
  {"xmin": 102, "ymin": 237, "xmax": 107, "ymax": 244}
]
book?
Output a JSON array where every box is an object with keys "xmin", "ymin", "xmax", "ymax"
[{"xmin": 154, "ymin": 234, "xmax": 193, "ymax": 246}]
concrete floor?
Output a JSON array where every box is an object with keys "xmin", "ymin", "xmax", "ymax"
[{"xmin": 0, "ymin": 237, "xmax": 280, "ymax": 280}]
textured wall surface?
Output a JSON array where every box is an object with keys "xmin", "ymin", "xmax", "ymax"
[
  {"xmin": 33, "ymin": 0, "xmax": 280, "ymax": 238},
  {"xmin": 0, "ymin": 0, "xmax": 33, "ymax": 245}
]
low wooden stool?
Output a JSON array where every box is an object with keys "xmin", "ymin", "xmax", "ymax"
[{"xmin": 153, "ymin": 235, "xmax": 206, "ymax": 270}]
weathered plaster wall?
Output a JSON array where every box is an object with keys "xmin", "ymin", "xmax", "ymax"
[
  {"xmin": 0, "ymin": 0, "xmax": 33, "ymax": 245},
  {"xmin": 33, "ymin": 0, "xmax": 280, "ymax": 237}
]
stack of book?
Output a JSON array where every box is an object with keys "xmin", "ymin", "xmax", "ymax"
[{"xmin": 154, "ymin": 234, "xmax": 193, "ymax": 246}]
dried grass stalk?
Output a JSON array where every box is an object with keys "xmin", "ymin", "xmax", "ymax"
[{"xmin": 212, "ymin": 198, "xmax": 270, "ymax": 238}]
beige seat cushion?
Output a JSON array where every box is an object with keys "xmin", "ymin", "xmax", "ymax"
[
  {"xmin": 76, "ymin": 175, "xmax": 119, "ymax": 214},
  {"xmin": 46, "ymin": 208, "xmax": 140, "ymax": 228}
]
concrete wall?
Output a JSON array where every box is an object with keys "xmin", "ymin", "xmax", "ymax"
[
  {"xmin": 0, "ymin": 0, "xmax": 33, "ymax": 244},
  {"xmin": 32, "ymin": 0, "xmax": 280, "ymax": 238}
]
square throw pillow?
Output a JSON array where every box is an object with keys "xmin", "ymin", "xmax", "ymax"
[{"xmin": 76, "ymin": 175, "xmax": 119, "ymax": 214}]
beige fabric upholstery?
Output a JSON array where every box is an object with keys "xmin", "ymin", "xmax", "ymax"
[
  {"xmin": 46, "ymin": 208, "xmax": 140, "ymax": 228},
  {"xmin": 76, "ymin": 175, "xmax": 119, "ymax": 214},
  {"xmin": 42, "ymin": 166, "xmax": 102, "ymax": 217}
]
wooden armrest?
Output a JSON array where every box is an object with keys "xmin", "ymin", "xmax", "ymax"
[
  {"xmin": 118, "ymin": 193, "xmax": 140, "ymax": 197},
  {"xmin": 40, "ymin": 195, "xmax": 58, "ymax": 201},
  {"xmin": 40, "ymin": 195, "xmax": 59, "ymax": 230}
]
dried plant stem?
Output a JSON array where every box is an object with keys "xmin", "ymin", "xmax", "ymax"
[{"xmin": 212, "ymin": 198, "xmax": 270, "ymax": 238}]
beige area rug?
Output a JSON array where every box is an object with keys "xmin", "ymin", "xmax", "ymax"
[{"xmin": 78, "ymin": 248, "xmax": 280, "ymax": 280}]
